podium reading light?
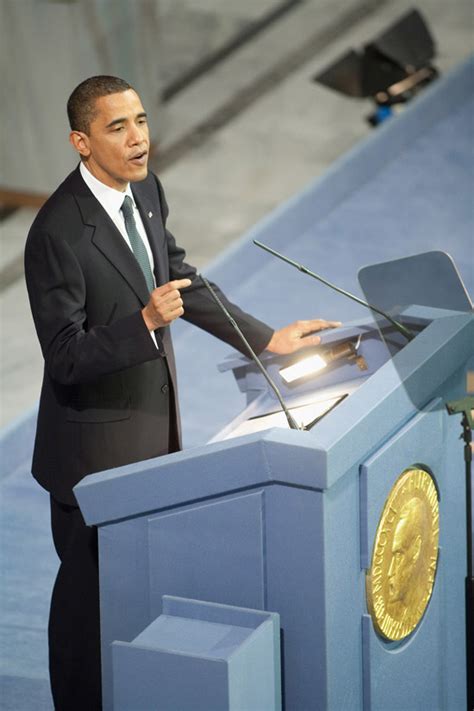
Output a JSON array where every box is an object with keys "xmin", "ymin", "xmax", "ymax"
[
  {"xmin": 280, "ymin": 354, "xmax": 327, "ymax": 384},
  {"xmin": 280, "ymin": 337, "xmax": 366, "ymax": 385}
]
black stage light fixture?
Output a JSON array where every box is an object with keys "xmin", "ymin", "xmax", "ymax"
[{"xmin": 313, "ymin": 9, "xmax": 439, "ymax": 126}]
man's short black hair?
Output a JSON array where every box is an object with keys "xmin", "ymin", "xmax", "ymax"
[{"xmin": 67, "ymin": 75, "xmax": 133, "ymax": 133}]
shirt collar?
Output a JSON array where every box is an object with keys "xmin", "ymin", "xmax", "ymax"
[{"xmin": 79, "ymin": 162, "xmax": 135, "ymax": 215}]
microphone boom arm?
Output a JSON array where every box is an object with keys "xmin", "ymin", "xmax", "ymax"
[
  {"xmin": 200, "ymin": 276, "xmax": 302, "ymax": 431},
  {"xmin": 253, "ymin": 240, "xmax": 414, "ymax": 342}
]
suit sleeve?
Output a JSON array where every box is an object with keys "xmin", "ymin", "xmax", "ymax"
[
  {"xmin": 24, "ymin": 228, "xmax": 161, "ymax": 385},
  {"xmin": 155, "ymin": 177, "xmax": 274, "ymax": 355}
]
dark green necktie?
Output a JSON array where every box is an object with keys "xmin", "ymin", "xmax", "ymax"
[{"xmin": 121, "ymin": 195, "xmax": 155, "ymax": 293}]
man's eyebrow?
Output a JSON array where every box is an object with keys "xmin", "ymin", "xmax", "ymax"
[
  {"xmin": 106, "ymin": 117, "xmax": 126, "ymax": 128},
  {"xmin": 106, "ymin": 112, "xmax": 147, "ymax": 129}
]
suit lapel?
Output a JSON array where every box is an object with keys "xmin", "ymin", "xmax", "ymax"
[{"xmin": 71, "ymin": 168, "xmax": 152, "ymax": 306}]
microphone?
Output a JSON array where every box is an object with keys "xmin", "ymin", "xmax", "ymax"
[
  {"xmin": 200, "ymin": 276, "xmax": 302, "ymax": 431},
  {"xmin": 253, "ymin": 240, "xmax": 415, "ymax": 342}
]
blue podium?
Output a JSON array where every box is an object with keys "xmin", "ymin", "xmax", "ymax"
[{"xmin": 75, "ymin": 254, "xmax": 473, "ymax": 710}]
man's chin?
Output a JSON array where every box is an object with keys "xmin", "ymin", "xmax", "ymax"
[{"xmin": 130, "ymin": 167, "xmax": 149, "ymax": 183}]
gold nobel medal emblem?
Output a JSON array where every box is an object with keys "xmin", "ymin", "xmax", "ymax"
[{"xmin": 366, "ymin": 468, "xmax": 439, "ymax": 641}]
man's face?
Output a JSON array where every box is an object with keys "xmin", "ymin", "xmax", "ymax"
[{"xmin": 70, "ymin": 89, "xmax": 150, "ymax": 191}]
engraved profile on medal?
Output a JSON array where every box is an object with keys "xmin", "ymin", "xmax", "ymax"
[
  {"xmin": 366, "ymin": 468, "xmax": 439, "ymax": 641},
  {"xmin": 387, "ymin": 497, "xmax": 426, "ymax": 618}
]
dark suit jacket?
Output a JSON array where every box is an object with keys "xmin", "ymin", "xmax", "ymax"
[{"xmin": 25, "ymin": 166, "xmax": 272, "ymax": 505}]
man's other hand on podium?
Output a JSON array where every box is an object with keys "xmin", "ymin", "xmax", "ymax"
[{"xmin": 266, "ymin": 319, "xmax": 342, "ymax": 354}]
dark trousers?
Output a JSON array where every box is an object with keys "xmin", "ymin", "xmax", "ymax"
[
  {"xmin": 47, "ymin": 386, "xmax": 180, "ymax": 709},
  {"xmin": 49, "ymin": 496, "xmax": 102, "ymax": 711}
]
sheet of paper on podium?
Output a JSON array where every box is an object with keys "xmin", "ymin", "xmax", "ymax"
[{"xmin": 221, "ymin": 393, "xmax": 348, "ymax": 439}]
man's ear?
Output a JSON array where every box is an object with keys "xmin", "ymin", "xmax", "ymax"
[{"xmin": 69, "ymin": 130, "xmax": 90, "ymax": 158}]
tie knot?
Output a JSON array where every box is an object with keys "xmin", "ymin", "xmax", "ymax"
[{"xmin": 121, "ymin": 195, "xmax": 134, "ymax": 218}]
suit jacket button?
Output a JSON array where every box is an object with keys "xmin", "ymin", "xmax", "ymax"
[{"xmin": 161, "ymin": 384, "xmax": 169, "ymax": 394}]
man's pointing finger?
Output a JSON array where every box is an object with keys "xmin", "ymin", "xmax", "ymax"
[{"xmin": 169, "ymin": 278, "xmax": 192, "ymax": 291}]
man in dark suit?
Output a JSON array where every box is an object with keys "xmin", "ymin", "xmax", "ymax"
[{"xmin": 24, "ymin": 75, "xmax": 340, "ymax": 710}]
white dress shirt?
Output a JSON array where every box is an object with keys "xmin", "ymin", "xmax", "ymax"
[
  {"xmin": 79, "ymin": 162, "xmax": 158, "ymax": 345},
  {"xmin": 79, "ymin": 161, "xmax": 156, "ymax": 288}
]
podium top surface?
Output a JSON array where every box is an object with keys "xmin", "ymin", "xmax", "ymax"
[{"xmin": 75, "ymin": 308, "xmax": 473, "ymax": 526}]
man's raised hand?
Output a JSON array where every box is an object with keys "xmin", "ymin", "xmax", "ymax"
[{"xmin": 142, "ymin": 279, "xmax": 192, "ymax": 331}]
